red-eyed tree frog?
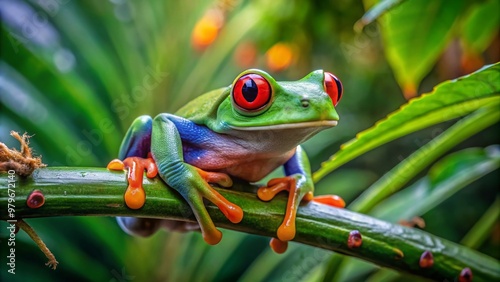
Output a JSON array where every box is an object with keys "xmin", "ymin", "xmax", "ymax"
[{"xmin": 107, "ymin": 69, "xmax": 345, "ymax": 253}]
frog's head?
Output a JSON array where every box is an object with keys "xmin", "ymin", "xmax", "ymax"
[{"xmin": 216, "ymin": 69, "xmax": 342, "ymax": 133}]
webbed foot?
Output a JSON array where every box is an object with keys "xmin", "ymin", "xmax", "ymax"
[
  {"xmin": 258, "ymin": 176, "xmax": 345, "ymax": 253},
  {"xmin": 258, "ymin": 176, "xmax": 307, "ymax": 242},
  {"xmin": 182, "ymin": 165, "xmax": 243, "ymax": 245},
  {"xmin": 194, "ymin": 167, "xmax": 244, "ymax": 224},
  {"xmin": 107, "ymin": 156, "xmax": 158, "ymax": 209}
]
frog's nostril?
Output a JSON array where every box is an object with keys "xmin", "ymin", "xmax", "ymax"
[{"xmin": 301, "ymin": 99, "xmax": 309, "ymax": 108}]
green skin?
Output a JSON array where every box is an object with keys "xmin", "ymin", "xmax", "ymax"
[{"xmin": 116, "ymin": 69, "xmax": 340, "ymax": 245}]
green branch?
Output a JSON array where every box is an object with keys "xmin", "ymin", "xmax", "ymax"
[{"xmin": 2, "ymin": 167, "xmax": 499, "ymax": 281}]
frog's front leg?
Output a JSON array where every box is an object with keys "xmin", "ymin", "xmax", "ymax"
[
  {"xmin": 257, "ymin": 146, "xmax": 345, "ymax": 253},
  {"xmin": 152, "ymin": 114, "xmax": 243, "ymax": 245},
  {"xmin": 107, "ymin": 116, "xmax": 164, "ymax": 236}
]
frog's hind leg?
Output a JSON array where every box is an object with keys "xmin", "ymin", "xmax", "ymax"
[{"xmin": 166, "ymin": 168, "xmax": 241, "ymax": 244}]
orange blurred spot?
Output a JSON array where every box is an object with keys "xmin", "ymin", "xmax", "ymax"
[
  {"xmin": 191, "ymin": 9, "xmax": 225, "ymax": 51},
  {"xmin": 399, "ymin": 216, "xmax": 426, "ymax": 228},
  {"xmin": 461, "ymin": 52, "xmax": 484, "ymax": 74},
  {"xmin": 403, "ymin": 83, "xmax": 417, "ymax": 100},
  {"xmin": 234, "ymin": 41, "xmax": 257, "ymax": 68},
  {"xmin": 266, "ymin": 43, "xmax": 294, "ymax": 72}
]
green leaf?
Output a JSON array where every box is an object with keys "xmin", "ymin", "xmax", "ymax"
[
  {"xmin": 328, "ymin": 257, "xmax": 378, "ymax": 282},
  {"xmin": 365, "ymin": 268, "xmax": 400, "ymax": 282},
  {"xmin": 355, "ymin": 0, "xmax": 409, "ymax": 31},
  {"xmin": 314, "ymin": 62, "xmax": 500, "ymax": 182},
  {"xmin": 460, "ymin": 0, "xmax": 500, "ymax": 54},
  {"xmin": 349, "ymin": 106, "xmax": 500, "ymax": 213},
  {"xmin": 371, "ymin": 146, "xmax": 500, "ymax": 221},
  {"xmin": 327, "ymin": 145, "xmax": 500, "ymax": 282},
  {"xmin": 379, "ymin": 0, "xmax": 466, "ymax": 93},
  {"xmin": 0, "ymin": 62, "xmax": 97, "ymax": 163},
  {"xmin": 46, "ymin": 2, "xmax": 132, "ymax": 100},
  {"xmin": 461, "ymin": 197, "xmax": 500, "ymax": 249},
  {"xmin": 238, "ymin": 248, "xmax": 283, "ymax": 282},
  {"xmin": 175, "ymin": 1, "xmax": 271, "ymax": 110}
]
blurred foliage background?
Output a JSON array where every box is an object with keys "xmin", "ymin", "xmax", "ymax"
[{"xmin": 0, "ymin": 0, "xmax": 499, "ymax": 281}]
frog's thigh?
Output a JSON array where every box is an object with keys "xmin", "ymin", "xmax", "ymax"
[
  {"xmin": 117, "ymin": 217, "xmax": 162, "ymax": 237},
  {"xmin": 119, "ymin": 115, "xmax": 153, "ymax": 159}
]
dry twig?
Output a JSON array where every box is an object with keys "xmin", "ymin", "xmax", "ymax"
[{"xmin": 0, "ymin": 131, "xmax": 46, "ymax": 176}]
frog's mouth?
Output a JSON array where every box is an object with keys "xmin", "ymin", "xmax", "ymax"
[{"xmin": 229, "ymin": 120, "xmax": 338, "ymax": 131}]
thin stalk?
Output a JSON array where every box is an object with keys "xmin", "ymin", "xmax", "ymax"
[{"xmin": 1, "ymin": 167, "xmax": 499, "ymax": 281}]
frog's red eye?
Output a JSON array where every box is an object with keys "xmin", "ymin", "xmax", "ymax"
[
  {"xmin": 232, "ymin": 74, "xmax": 272, "ymax": 112},
  {"xmin": 323, "ymin": 72, "xmax": 342, "ymax": 106}
]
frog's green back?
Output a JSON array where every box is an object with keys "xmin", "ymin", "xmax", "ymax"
[{"xmin": 174, "ymin": 87, "xmax": 229, "ymax": 124}]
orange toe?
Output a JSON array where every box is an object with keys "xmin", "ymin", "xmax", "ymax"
[
  {"xmin": 145, "ymin": 159, "xmax": 158, "ymax": 178},
  {"xmin": 196, "ymin": 168, "xmax": 233, "ymax": 187},
  {"xmin": 123, "ymin": 157, "xmax": 158, "ymax": 180},
  {"xmin": 312, "ymin": 195, "xmax": 345, "ymax": 208},
  {"xmin": 205, "ymin": 185, "xmax": 243, "ymax": 224},
  {"xmin": 221, "ymin": 202, "xmax": 244, "ymax": 224},
  {"xmin": 107, "ymin": 159, "xmax": 125, "ymax": 170},
  {"xmin": 270, "ymin": 237, "xmax": 288, "ymax": 254},
  {"xmin": 277, "ymin": 222, "xmax": 296, "ymax": 242},
  {"xmin": 202, "ymin": 227, "xmax": 223, "ymax": 245},
  {"xmin": 303, "ymin": 191, "xmax": 314, "ymax": 201},
  {"xmin": 257, "ymin": 182, "xmax": 288, "ymax": 201},
  {"xmin": 124, "ymin": 185, "xmax": 146, "ymax": 209}
]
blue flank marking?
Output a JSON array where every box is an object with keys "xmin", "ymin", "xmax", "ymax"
[
  {"xmin": 284, "ymin": 151, "xmax": 304, "ymax": 176},
  {"xmin": 122, "ymin": 116, "xmax": 153, "ymax": 159},
  {"xmin": 169, "ymin": 116, "xmax": 220, "ymax": 164}
]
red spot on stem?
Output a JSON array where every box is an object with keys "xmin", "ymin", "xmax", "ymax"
[
  {"xmin": 419, "ymin": 250, "xmax": 434, "ymax": 268},
  {"xmin": 27, "ymin": 190, "xmax": 45, "ymax": 209},
  {"xmin": 347, "ymin": 230, "xmax": 362, "ymax": 248},
  {"xmin": 459, "ymin": 267, "xmax": 473, "ymax": 282}
]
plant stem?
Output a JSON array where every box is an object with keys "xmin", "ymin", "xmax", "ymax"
[{"xmin": 1, "ymin": 167, "xmax": 499, "ymax": 281}]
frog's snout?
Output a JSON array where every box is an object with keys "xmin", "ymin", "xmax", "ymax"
[{"xmin": 297, "ymin": 94, "xmax": 339, "ymax": 122}]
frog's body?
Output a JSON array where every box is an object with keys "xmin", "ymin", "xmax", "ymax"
[
  {"xmin": 174, "ymin": 69, "xmax": 338, "ymax": 181},
  {"xmin": 109, "ymin": 69, "xmax": 344, "ymax": 252},
  {"xmin": 179, "ymin": 122, "xmax": 298, "ymax": 183}
]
